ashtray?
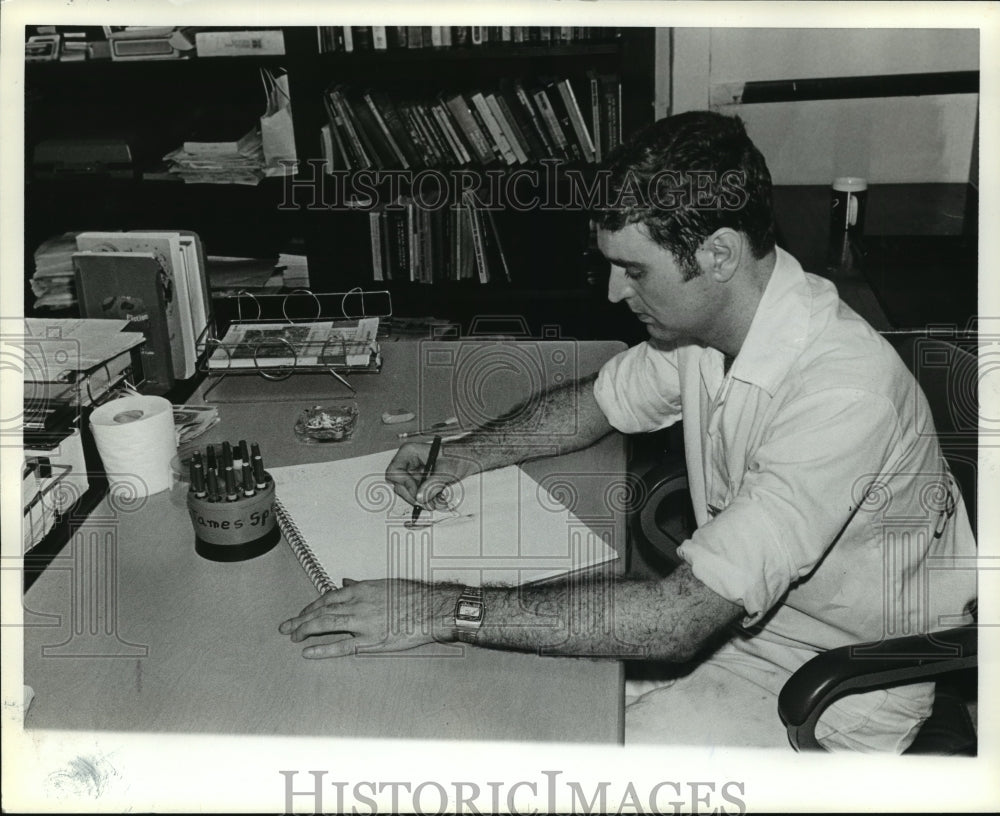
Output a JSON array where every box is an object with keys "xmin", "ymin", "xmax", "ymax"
[{"xmin": 294, "ymin": 402, "xmax": 359, "ymax": 444}]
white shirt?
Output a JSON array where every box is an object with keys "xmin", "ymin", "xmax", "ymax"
[{"xmin": 595, "ymin": 247, "xmax": 976, "ymax": 748}]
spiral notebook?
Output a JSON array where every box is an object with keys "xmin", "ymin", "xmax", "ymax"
[{"xmin": 269, "ymin": 449, "xmax": 618, "ymax": 593}]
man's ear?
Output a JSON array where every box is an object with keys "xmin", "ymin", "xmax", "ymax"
[{"xmin": 696, "ymin": 229, "xmax": 743, "ymax": 283}]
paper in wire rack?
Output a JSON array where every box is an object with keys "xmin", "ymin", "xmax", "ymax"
[{"xmin": 207, "ymin": 318, "xmax": 379, "ymax": 371}]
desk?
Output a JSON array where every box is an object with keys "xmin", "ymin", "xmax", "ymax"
[{"xmin": 23, "ymin": 339, "xmax": 627, "ymax": 743}]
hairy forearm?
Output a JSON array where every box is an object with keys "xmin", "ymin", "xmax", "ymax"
[
  {"xmin": 449, "ymin": 373, "xmax": 613, "ymax": 472},
  {"xmin": 440, "ymin": 563, "xmax": 741, "ymax": 662}
]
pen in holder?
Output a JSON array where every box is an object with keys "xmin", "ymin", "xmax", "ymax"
[
  {"xmin": 187, "ymin": 476, "xmax": 279, "ymax": 561},
  {"xmin": 186, "ymin": 440, "xmax": 280, "ymax": 561}
]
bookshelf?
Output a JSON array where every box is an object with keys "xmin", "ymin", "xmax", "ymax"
[{"xmin": 24, "ymin": 25, "xmax": 654, "ymax": 342}]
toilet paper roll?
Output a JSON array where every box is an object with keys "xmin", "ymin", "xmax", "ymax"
[{"xmin": 90, "ymin": 395, "xmax": 177, "ymax": 497}]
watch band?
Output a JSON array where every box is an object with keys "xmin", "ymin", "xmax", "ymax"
[{"xmin": 454, "ymin": 586, "xmax": 484, "ymax": 644}]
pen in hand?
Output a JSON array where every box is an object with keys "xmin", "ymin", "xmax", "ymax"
[{"xmin": 410, "ymin": 435, "xmax": 443, "ymax": 527}]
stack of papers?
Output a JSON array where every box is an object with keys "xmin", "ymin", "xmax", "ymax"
[
  {"xmin": 206, "ymin": 255, "xmax": 282, "ymax": 293},
  {"xmin": 22, "ymin": 317, "xmax": 145, "ymax": 388},
  {"xmin": 30, "ymin": 232, "xmax": 79, "ymax": 310},
  {"xmin": 163, "ymin": 127, "xmax": 265, "ymax": 185}
]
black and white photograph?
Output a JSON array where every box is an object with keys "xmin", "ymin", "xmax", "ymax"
[{"xmin": 2, "ymin": 1, "xmax": 997, "ymax": 812}]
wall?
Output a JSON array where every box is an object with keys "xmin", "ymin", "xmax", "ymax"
[{"xmin": 665, "ymin": 28, "xmax": 980, "ymax": 184}]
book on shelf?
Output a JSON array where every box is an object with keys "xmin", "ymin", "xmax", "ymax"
[
  {"xmin": 351, "ymin": 26, "xmax": 374, "ymax": 52},
  {"xmin": 585, "ymin": 70, "xmax": 603, "ymax": 162},
  {"xmin": 318, "ymin": 75, "xmax": 620, "ymax": 172},
  {"xmin": 471, "ymin": 92, "xmax": 517, "ymax": 165},
  {"xmin": 510, "ymin": 79, "xmax": 558, "ymax": 160},
  {"xmin": 486, "ymin": 93, "xmax": 530, "ymax": 165},
  {"xmin": 317, "ymin": 25, "xmax": 620, "ymax": 52},
  {"xmin": 465, "ymin": 194, "xmax": 490, "ymax": 284},
  {"xmin": 364, "ymin": 192, "xmax": 510, "ymax": 285},
  {"xmin": 361, "ymin": 90, "xmax": 415, "ymax": 169},
  {"xmin": 430, "ymin": 102, "xmax": 470, "ymax": 164},
  {"xmin": 443, "ymin": 93, "xmax": 496, "ymax": 166},
  {"xmin": 319, "ymin": 123, "xmax": 336, "ymax": 173},
  {"xmin": 326, "ymin": 86, "xmax": 374, "ymax": 170},
  {"xmin": 387, "ymin": 27, "xmax": 407, "ymax": 49},
  {"xmin": 531, "ymin": 85, "xmax": 572, "ymax": 160},
  {"xmin": 321, "ymin": 90, "xmax": 355, "ymax": 171},
  {"xmin": 556, "ymin": 78, "xmax": 597, "ymax": 162},
  {"xmin": 542, "ymin": 79, "xmax": 585, "ymax": 162}
]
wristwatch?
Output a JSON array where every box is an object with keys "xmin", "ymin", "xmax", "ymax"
[{"xmin": 454, "ymin": 586, "xmax": 484, "ymax": 644}]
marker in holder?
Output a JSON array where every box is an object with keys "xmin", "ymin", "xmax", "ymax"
[{"xmin": 186, "ymin": 439, "xmax": 280, "ymax": 562}]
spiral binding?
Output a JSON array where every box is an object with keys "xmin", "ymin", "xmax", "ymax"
[{"xmin": 274, "ymin": 496, "xmax": 337, "ymax": 594}]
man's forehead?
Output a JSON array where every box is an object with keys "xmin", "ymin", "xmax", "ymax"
[{"xmin": 597, "ymin": 222, "xmax": 661, "ymax": 259}]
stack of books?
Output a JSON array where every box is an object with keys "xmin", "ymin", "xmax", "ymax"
[
  {"xmin": 317, "ymin": 26, "xmax": 619, "ymax": 52},
  {"xmin": 162, "ymin": 127, "xmax": 265, "ymax": 185},
  {"xmin": 30, "ymin": 232, "xmax": 79, "ymax": 311},
  {"xmin": 72, "ymin": 230, "xmax": 211, "ymax": 391},
  {"xmin": 320, "ymin": 73, "xmax": 621, "ymax": 172}
]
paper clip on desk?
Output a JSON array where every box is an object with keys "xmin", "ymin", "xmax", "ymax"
[{"xmin": 196, "ymin": 289, "xmax": 392, "ymax": 399}]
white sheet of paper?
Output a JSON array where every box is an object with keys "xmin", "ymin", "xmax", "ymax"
[{"xmin": 269, "ymin": 449, "xmax": 618, "ymax": 587}]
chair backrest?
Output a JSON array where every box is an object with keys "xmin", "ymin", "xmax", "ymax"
[{"xmin": 883, "ymin": 333, "xmax": 978, "ymax": 534}]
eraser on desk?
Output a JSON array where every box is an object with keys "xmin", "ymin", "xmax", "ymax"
[{"xmin": 382, "ymin": 409, "xmax": 415, "ymax": 425}]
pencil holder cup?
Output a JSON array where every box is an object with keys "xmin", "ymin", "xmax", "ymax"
[{"xmin": 187, "ymin": 475, "xmax": 280, "ymax": 562}]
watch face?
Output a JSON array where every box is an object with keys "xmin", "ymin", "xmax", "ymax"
[{"xmin": 457, "ymin": 601, "xmax": 483, "ymax": 621}]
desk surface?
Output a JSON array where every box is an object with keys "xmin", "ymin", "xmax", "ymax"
[{"xmin": 24, "ymin": 339, "xmax": 627, "ymax": 743}]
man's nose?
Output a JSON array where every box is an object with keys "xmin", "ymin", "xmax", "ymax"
[{"xmin": 607, "ymin": 265, "xmax": 631, "ymax": 304}]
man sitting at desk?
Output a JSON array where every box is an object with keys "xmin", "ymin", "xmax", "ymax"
[{"xmin": 280, "ymin": 111, "xmax": 977, "ymax": 752}]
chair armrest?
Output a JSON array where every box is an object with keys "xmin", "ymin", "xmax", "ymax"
[
  {"xmin": 778, "ymin": 626, "xmax": 977, "ymax": 751},
  {"xmin": 628, "ymin": 454, "xmax": 691, "ymax": 567}
]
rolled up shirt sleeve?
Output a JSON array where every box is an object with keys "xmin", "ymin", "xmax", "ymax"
[
  {"xmin": 678, "ymin": 387, "xmax": 903, "ymax": 626},
  {"xmin": 593, "ymin": 341, "xmax": 684, "ymax": 434}
]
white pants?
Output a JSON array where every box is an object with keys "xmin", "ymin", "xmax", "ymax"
[{"xmin": 624, "ymin": 643, "xmax": 931, "ymax": 752}]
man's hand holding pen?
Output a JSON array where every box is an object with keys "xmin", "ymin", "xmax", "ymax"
[{"xmin": 385, "ymin": 439, "xmax": 479, "ymax": 512}]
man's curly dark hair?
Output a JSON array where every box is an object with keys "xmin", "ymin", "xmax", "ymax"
[{"xmin": 592, "ymin": 111, "xmax": 776, "ymax": 280}]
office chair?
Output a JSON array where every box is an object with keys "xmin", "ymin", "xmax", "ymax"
[{"xmin": 628, "ymin": 335, "xmax": 979, "ymax": 754}]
